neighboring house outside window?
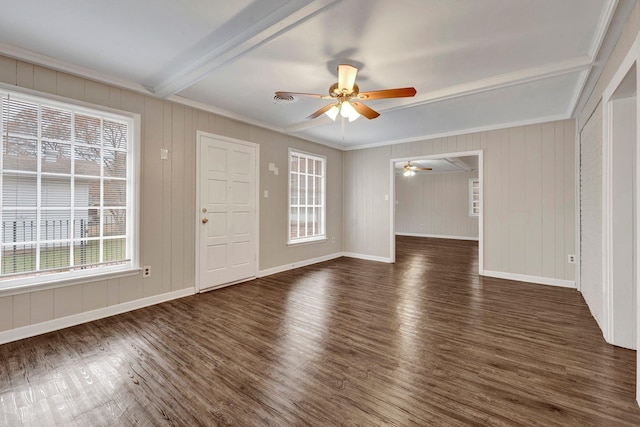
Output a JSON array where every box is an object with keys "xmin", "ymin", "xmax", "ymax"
[
  {"xmin": 0, "ymin": 91, "xmax": 137, "ymax": 290},
  {"xmin": 469, "ymin": 177, "xmax": 480, "ymax": 217},
  {"xmin": 288, "ymin": 149, "xmax": 326, "ymax": 244}
]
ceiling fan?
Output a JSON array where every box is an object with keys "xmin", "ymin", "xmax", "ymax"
[
  {"xmin": 402, "ymin": 161, "xmax": 432, "ymax": 176},
  {"xmin": 275, "ymin": 64, "xmax": 417, "ymax": 122}
]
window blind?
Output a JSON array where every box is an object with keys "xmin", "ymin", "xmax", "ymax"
[{"xmin": 0, "ymin": 92, "xmax": 134, "ymax": 285}]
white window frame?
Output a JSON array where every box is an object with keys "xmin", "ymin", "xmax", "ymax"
[
  {"xmin": 288, "ymin": 149, "xmax": 326, "ymax": 245},
  {"xmin": 0, "ymin": 88, "xmax": 139, "ymax": 292},
  {"xmin": 469, "ymin": 177, "xmax": 480, "ymax": 217}
]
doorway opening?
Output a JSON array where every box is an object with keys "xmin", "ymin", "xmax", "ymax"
[{"xmin": 389, "ymin": 150, "xmax": 483, "ymax": 274}]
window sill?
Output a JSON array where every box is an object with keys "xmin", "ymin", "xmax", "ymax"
[
  {"xmin": 0, "ymin": 267, "xmax": 142, "ymax": 298},
  {"xmin": 287, "ymin": 237, "xmax": 328, "ymax": 247}
]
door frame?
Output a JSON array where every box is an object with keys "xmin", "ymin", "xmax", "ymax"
[
  {"xmin": 388, "ymin": 149, "xmax": 484, "ymax": 275},
  {"xmin": 598, "ymin": 31, "xmax": 640, "ymax": 403},
  {"xmin": 194, "ymin": 131, "xmax": 260, "ymax": 293},
  {"xmin": 601, "ymin": 40, "xmax": 639, "ymax": 346}
]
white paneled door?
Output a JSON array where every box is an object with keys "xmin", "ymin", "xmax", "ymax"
[{"xmin": 197, "ymin": 133, "xmax": 257, "ymax": 292}]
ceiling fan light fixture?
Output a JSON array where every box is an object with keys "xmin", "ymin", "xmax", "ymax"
[
  {"xmin": 340, "ymin": 101, "xmax": 360, "ymax": 122},
  {"xmin": 325, "ymin": 104, "xmax": 340, "ymax": 121},
  {"xmin": 403, "ymin": 169, "xmax": 415, "ymax": 177}
]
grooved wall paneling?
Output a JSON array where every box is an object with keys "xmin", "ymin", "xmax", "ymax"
[
  {"xmin": 343, "ymin": 146, "xmax": 392, "ymax": 257},
  {"xmin": 344, "ymin": 120, "xmax": 576, "ymax": 282},
  {"xmin": 395, "ymin": 171, "xmax": 479, "ymax": 238},
  {"xmin": 0, "ymin": 55, "xmax": 343, "ymax": 335}
]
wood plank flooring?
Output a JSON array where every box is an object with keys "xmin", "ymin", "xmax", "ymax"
[{"xmin": 1, "ymin": 236, "xmax": 639, "ymax": 426}]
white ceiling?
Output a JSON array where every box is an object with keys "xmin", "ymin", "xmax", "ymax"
[{"xmin": 0, "ymin": 0, "xmax": 631, "ymax": 150}]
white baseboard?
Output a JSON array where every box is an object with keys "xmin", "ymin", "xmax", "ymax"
[
  {"xmin": 258, "ymin": 252, "xmax": 344, "ymax": 277},
  {"xmin": 342, "ymin": 252, "xmax": 393, "ymax": 263},
  {"xmin": 482, "ymin": 270, "xmax": 576, "ymax": 289},
  {"xmin": 396, "ymin": 232, "xmax": 479, "ymax": 241},
  {"xmin": 0, "ymin": 287, "xmax": 195, "ymax": 345}
]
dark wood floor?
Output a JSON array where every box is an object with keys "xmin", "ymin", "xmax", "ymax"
[{"xmin": 1, "ymin": 236, "xmax": 639, "ymax": 426}]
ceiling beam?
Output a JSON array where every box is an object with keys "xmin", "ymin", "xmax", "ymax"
[
  {"xmin": 571, "ymin": 0, "xmax": 635, "ymax": 120},
  {"xmin": 152, "ymin": 0, "xmax": 343, "ymax": 98},
  {"xmin": 381, "ymin": 56, "xmax": 593, "ymax": 113},
  {"xmin": 445, "ymin": 158, "xmax": 472, "ymax": 171}
]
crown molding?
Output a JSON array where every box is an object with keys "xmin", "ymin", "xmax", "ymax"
[
  {"xmin": 168, "ymin": 94, "xmax": 346, "ymax": 151},
  {"xmin": 168, "ymin": 94, "xmax": 285, "ymax": 134},
  {"xmin": 567, "ymin": 0, "xmax": 619, "ymax": 117},
  {"xmin": 0, "ymin": 42, "xmax": 153, "ymax": 95},
  {"xmin": 570, "ymin": 0, "xmax": 637, "ymax": 118},
  {"xmin": 588, "ymin": 0, "xmax": 619, "ymax": 60},
  {"xmin": 341, "ymin": 113, "xmax": 570, "ymax": 151},
  {"xmin": 567, "ymin": 69, "xmax": 592, "ymax": 117},
  {"xmin": 395, "ymin": 56, "xmax": 592, "ymax": 111}
]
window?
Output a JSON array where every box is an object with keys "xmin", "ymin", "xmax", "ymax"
[
  {"xmin": 469, "ymin": 178, "xmax": 480, "ymax": 217},
  {"xmin": 0, "ymin": 91, "xmax": 137, "ymax": 289},
  {"xmin": 288, "ymin": 150, "xmax": 325, "ymax": 244}
]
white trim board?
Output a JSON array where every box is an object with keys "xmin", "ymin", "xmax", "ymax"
[
  {"xmin": 258, "ymin": 252, "xmax": 343, "ymax": 277},
  {"xmin": 344, "ymin": 115, "xmax": 568, "ymax": 151},
  {"xmin": 482, "ymin": 270, "xmax": 576, "ymax": 289},
  {"xmin": 600, "ymin": 34, "xmax": 639, "ymax": 347},
  {"xmin": 342, "ymin": 252, "xmax": 393, "ymax": 263},
  {"xmin": 0, "ymin": 288, "xmax": 195, "ymax": 345},
  {"xmin": 258, "ymin": 251, "xmax": 397, "ymax": 278},
  {"xmin": 574, "ymin": 120, "xmax": 582, "ymax": 292},
  {"xmin": 396, "ymin": 233, "xmax": 479, "ymax": 241}
]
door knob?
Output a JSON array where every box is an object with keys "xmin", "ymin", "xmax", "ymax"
[{"xmin": 202, "ymin": 218, "xmax": 208, "ymax": 224}]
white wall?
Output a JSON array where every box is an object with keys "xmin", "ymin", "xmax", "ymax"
[
  {"xmin": 579, "ymin": 104, "xmax": 604, "ymax": 328},
  {"xmin": 396, "ymin": 171, "xmax": 479, "ymax": 239},
  {"xmin": 344, "ymin": 123, "xmax": 576, "ymax": 285},
  {"xmin": 611, "ymin": 94, "xmax": 637, "ymax": 349},
  {"xmin": 0, "ymin": 55, "xmax": 343, "ymax": 340}
]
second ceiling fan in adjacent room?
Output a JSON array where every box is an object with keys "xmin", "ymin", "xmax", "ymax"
[{"xmin": 402, "ymin": 161, "xmax": 432, "ymax": 176}]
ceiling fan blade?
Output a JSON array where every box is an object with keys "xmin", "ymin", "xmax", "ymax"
[
  {"xmin": 337, "ymin": 64, "xmax": 358, "ymax": 93},
  {"xmin": 275, "ymin": 91, "xmax": 332, "ymax": 99},
  {"xmin": 351, "ymin": 101, "xmax": 380, "ymax": 120},
  {"xmin": 358, "ymin": 87, "xmax": 417, "ymax": 100},
  {"xmin": 405, "ymin": 162, "xmax": 432, "ymax": 171},
  {"xmin": 306, "ymin": 103, "xmax": 335, "ymax": 119}
]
